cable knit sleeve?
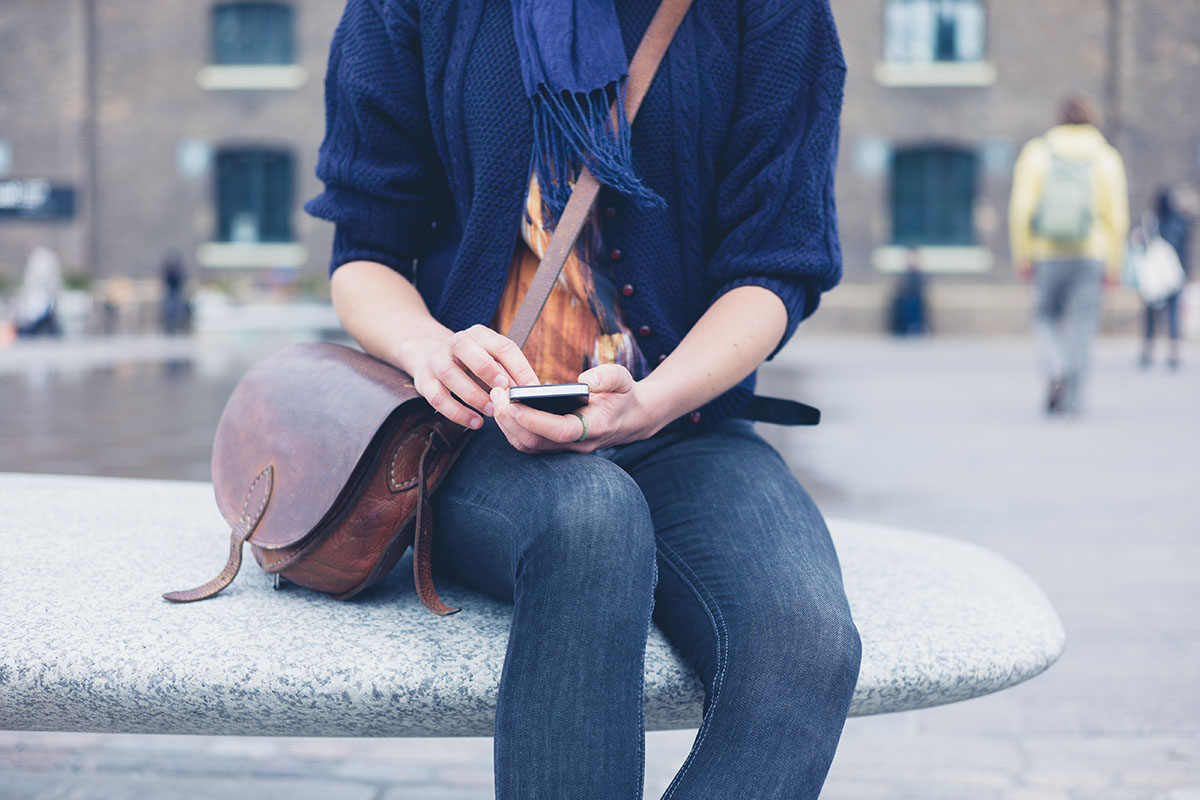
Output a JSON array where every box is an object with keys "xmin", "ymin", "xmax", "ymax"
[
  {"xmin": 303, "ymin": 0, "xmax": 444, "ymax": 277},
  {"xmin": 705, "ymin": 0, "xmax": 846, "ymax": 356}
]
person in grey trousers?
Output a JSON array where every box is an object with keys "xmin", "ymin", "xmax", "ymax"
[{"xmin": 1009, "ymin": 94, "xmax": 1130, "ymax": 415}]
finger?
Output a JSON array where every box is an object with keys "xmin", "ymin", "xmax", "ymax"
[
  {"xmin": 509, "ymin": 402, "xmax": 588, "ymax": 445},
  {"xmin": 578, "ymin": 363, "xmax": 634, "ymax": 394},
  {"xmin": 449, "ymin": 330, "xmax": 512, "ymax": 394},
  {"xmin": 468, "ymin": 325, "xmax": 539, "ymax": 386},
  {"xmin": 490, "ymin": 385, "xmax": 512, "ymax": 420},
  {"xmin": 492, "ymin": 387, "xmax": 575, "ymax": 452},
  {"xmin": 420, "ymin": 376, "xmax": 483, "ymax": 430},
  {"xmin": 491, "ymin": 387, "xmax": 552, "ymax": 452},
  {"xmin": 432, "ymin": 355, "xmax": 494, "ymax": 415}
]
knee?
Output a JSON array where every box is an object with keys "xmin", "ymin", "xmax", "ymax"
[
  {"xmin": 823, "ymin": 608, "xmax": 863, "ymax": 690},
  {"xmin": 789, "ymin": 597, "xmax": 861, "ymax": 689},
  {"xmin": 733, "ymin": 589, "xmax": 862, "ymax": 702},
  {"xmin": 520, "ymin": 461, "xmax": 656, "ymax": 595}
]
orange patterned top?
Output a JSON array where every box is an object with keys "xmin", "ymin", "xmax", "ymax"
[{"xmin": 493, "ymin": 174, "xmax": 647, "ymax": 385}]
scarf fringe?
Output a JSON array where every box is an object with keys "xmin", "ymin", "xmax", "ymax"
[{"xmin": 530, "ymin": 79, "xmax": 665, "ymax": 227}]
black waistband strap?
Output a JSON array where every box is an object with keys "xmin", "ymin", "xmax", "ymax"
[{"xmin": 743, "ymin": 395, "xmax": 821, "ymax": 426}]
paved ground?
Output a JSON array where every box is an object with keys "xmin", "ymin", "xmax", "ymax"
[
  {"xmin": 760, "ymin": 336, "xmax": 1200, "ymax": 800},
  {"xmin": 1, "ymin": 333, "xmax": 1197, "ymax": 798}
]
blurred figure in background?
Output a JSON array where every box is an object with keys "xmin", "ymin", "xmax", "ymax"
[
  {"xmin": 160, "ymin": 252, "xmax": 192, "ymax": 335},
  {"xmin": 1010, "ymin": 93, "xmax": 1129, "ymax": 416},
  {"xmin": 1138, "ymin": 187, "xmax": 1192, "ymax": 370},
  {"xmin": 888, "ymin": 246, "xmax": 930, "ymax": 337},
  {"xmin": 100, "ymin": 276, "xmax": 133, "ymax": 335},
  {"xmin": 14, "ymin": 245, "xmax": 64, "ymax": 337}
]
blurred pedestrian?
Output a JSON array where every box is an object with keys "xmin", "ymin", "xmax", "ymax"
[
  {"xmin": 14, "ymin": 245, "xmax": 63, "ymax": 337},
  {"xmin": 1009, "ymin": 93, "xmax": 1129, "ymax": 415},
  {"xmin": 1136, "ymin": 187, "xmax": 1192, "ymax": 370},
  {"xmin": 100, "ymin": 275, "xmax": 134, "ymax": 335},
  {"xmin": 888, "ymin": 246, "xmax": 930, "ymax": 336},
  {"xmin": 160, "ymin": 252, "xmax": 192, "ymax": 335}
]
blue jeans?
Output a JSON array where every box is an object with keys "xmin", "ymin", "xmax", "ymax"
[
  {"xmin": 432, "ymin": 418, "xmax": 862, "ymax": 799},
  {"xmin": 1144, "ymin": 290, "xmax": 1181, "ymax": 342}
]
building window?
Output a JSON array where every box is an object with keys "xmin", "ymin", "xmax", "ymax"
[
  {"xmin": 212, "ymin": 2, "xmax": 295, "ymax": 65},
  {"xmin": 215, "ymin": 149, "xmax": 294, "ymax": 243},
  {"xmin": 885, "ymin": 0, "xmax": 985, "ymax": 63},
  {"xmin": 891, "ymin": 146, "xmax": 977, "ymax": 246}
]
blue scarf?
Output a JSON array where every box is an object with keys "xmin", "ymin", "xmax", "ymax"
[{"xmin": 511, "ymin": 0, "xmax": 663, "ymax": 224}]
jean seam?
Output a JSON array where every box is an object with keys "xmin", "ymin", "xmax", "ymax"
[
  {"xmin": 656, "ymin": 538, "xmax": 729, "ymax": 800},
  {"xmin": 635, "ymin": 555, "xmax": 659, "ymax": 800}
]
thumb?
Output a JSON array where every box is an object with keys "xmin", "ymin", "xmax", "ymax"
[{"xmin": 578, "ymin": 363, "xmax": 633, "ymax": 394}]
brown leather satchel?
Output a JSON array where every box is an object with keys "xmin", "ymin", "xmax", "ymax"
[{"xmin": 163, "ymin": 0, "xmax": 696, "ymax": 616}]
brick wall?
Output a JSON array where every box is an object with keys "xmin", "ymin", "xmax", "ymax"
[
  {"xmin": 88, "ymin": 0, "xmax": 340, "ymax": 279},
  {"xmin": 0, "ymin": 0, "xmax": 1196, "ymax": 285},
  {"xmin": 0, "ymin": 0, "xmax": 89, "ymax": 276}
]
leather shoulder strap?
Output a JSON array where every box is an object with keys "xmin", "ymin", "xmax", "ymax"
[{"xmin": 505, "ymin": 0, "xmax": 695, "ymax": 348}]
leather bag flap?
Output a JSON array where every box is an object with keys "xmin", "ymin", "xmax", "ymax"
[{"xmin": 211, "ymin": 342, "xmax": 427, "ymax": 549}]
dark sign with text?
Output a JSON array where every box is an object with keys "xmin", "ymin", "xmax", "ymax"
[{"xmin": 0, "ymin": 180, "xmax": 76, "ymax": 220}]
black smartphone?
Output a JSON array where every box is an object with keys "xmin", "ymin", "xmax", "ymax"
[{"xmin": 508, "ymin": 383, "xmax": 590, "ymax": 414}]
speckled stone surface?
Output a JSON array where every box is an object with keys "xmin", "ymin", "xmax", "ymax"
[{"xmin": 0, "ymin": 472, "xmax": 1064, "ymax": 736}]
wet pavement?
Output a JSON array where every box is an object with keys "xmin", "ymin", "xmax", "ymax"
[
  {"xmin": 0, "ymin": 360, "xmax": 240, "ymax": 481},
  {"xmin": 1, "ymin": 333, "xmax": 1197, "ymax": 799}
]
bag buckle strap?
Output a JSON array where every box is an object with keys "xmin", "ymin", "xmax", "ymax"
[
  {"xmin": 163, "ymin": 465, "xmax": 274, "ymax": 603},
  {"xmin": 412, "ymin": 430, "xmax": 459, "ymax": 616}
]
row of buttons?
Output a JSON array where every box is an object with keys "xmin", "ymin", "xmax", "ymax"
[
  {"xmin": 602, "ymin": 204, "xmax": 620, "ymax": 260},
  {"xmin": 603, "ymin": 202, "xmax": 649, "ymax": 336},
  {"xmin": 605, "ymin": 200, "xmax": 697, "ymax": 422}
]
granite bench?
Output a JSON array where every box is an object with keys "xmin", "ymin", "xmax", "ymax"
[{"xmin": 0, "ymin": 472, "xmax": 1065, "ymax": 736}]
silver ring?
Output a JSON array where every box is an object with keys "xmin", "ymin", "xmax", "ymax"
[{"xmin": 571, "ymin": 411, "xmax": 588, "ymax": 442}]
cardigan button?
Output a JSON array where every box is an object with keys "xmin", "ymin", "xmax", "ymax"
[
  {"xmin": 689, "ymin": 411, "xmax": 702, "ymax": 424},
  {"xmin": 657, "ymin": 353, "xmax": 667, "ymax": 364},
  {"xmin": 609, "ymin": 248, "xmax": 623, "ymax": 262},
  {"xmin": 621, "ymin": 283, "xmax": 634, "ymax": 297},
  {"xmin": 638, "ymin": 325, "xmax": 652, "ymax": 338},
  {"xmin": 604, "ymin": 206, "xmax": 617, "ymax": 219}
]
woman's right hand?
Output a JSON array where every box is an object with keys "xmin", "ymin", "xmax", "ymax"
[
  {"xmin": 328, "ymin": 261, "xmax": 538, "ymax": 429},
  {"xmin": 399, "ymin": 324, "xmax": 539, "ymax": 430}
]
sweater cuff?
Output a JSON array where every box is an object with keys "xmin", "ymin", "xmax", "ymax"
[
  {"xmin": 709, "ymin": 275, "xmax": 814, "ymax": 359},
  {"xmin": 305, "ymin": 182, "xmax": 431, "ymax": 275},
  {"xmin": 329, "ymin": 226, "xmax": 415, "ymax": 278}
]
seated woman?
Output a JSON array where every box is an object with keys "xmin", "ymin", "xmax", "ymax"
[{"xmin": 305, "ymin": 1, "xmax": 859, "ymax": 797}]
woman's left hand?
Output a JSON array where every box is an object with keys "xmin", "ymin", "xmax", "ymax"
[{"xmin": 490, "ymin": 364, "xmax": 665, "ymax": 453}]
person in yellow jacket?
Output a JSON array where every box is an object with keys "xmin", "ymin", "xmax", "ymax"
[{"xmin": 1009, "ymin": 94, "xmax": 1129, "ymax": 415}]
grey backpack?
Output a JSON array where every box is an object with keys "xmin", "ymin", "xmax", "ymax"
[{"xmin": 1032, "ymin": 144, "xmax": 1094, "ymax": 242}]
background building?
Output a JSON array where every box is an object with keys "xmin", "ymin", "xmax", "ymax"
[
  {"xmin": 0, "ymin": 0, "xmax": 340, "ymax": 281},
  {"xmin": 1, "ymin": 0, "xmax": 1197, "ymax": 288},
  {"xmin": 837, "ymin": 0, "xmax": 1200, "ymax": 283}
]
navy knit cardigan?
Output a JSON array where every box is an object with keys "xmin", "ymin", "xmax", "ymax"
[{"xmin": 305, "ymin": 0, "xmax": 846, "ymax": 428}]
